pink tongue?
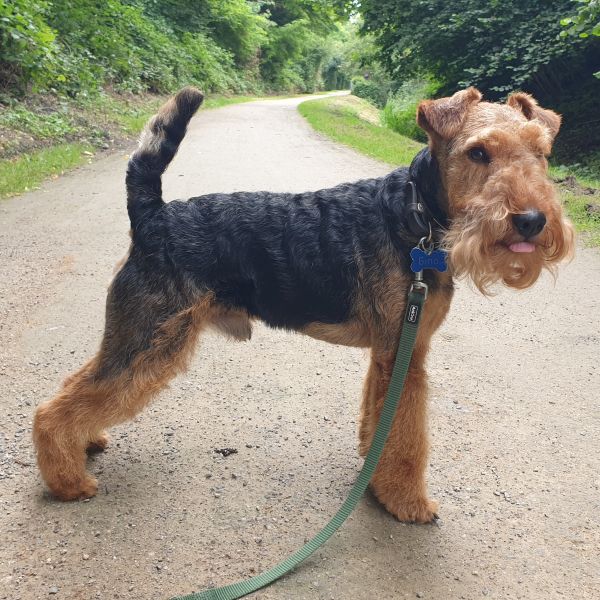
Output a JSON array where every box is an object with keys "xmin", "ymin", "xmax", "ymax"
[{"xmin": 509, "ymin": 242, "xmax": 536, "ymax": 253}]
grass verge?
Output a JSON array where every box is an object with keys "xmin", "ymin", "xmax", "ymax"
[
  {"xmin": 0, "ymin": 143, "xmax": 92, "ymax": 198},
  {"xmin": 204, "ymin": 95, "xmax": 259, "ymax": 110},
  {"xmin": 550, "ymin": 167, "xmax": 600, "ymax": 246},
  {"xmin": 299, "ymin": 95, "xmax": 600, "ymax": 247},
  {"xmin": 299, "ymin": 95, "xmax": 424, "ymax": 166}
]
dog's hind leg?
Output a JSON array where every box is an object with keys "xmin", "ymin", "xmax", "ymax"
[{"xmin": 33, "ymin": 264, "xmax": 212, "ymax": 500}]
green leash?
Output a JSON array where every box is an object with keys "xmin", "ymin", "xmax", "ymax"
[{"xmin": 172, "ymin": 282, "xmax": 427, "ymax": 600}]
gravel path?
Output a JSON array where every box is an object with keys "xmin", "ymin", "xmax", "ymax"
[{"xmin": 1, "ymin": 95, "xmax": 598, "ymax": 600}]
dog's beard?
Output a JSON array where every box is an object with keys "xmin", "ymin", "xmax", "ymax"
[{"xmin": 444, "ymin": 201, "xmax": 575, "ymax": 295}]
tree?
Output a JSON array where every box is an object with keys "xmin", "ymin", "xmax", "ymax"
[
  {"xmin": 359, "ymin": 0, "xmax": 593, "ymax": 98},
  {"xmin": 0, "ymin": 0, "xmax": 352, "ymax": 97},
  {"xmin": 258, "ymin": 0, "xmax": 344, "ymax": 90}
]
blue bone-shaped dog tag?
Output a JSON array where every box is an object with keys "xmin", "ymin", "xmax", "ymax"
[{"xmin": 410, "ymin": 247, "xmax": 448, "ymax": 273}]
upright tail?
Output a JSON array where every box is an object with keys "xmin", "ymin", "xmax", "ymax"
[{"xmin": 126, "ymin": 87, "xmax": 204, "ymax": 230}]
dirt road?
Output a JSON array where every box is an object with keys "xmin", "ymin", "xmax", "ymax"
[{"xmin": 1, "ymin": 95, "xmax": 598, "ymax": 600}]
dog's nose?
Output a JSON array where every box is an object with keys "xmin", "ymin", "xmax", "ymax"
[{"xmin": 512, "ymin": 210, "xmax": 546, "ymax": 239}]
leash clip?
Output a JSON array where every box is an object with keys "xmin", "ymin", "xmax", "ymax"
[
  {"xmin": 409, "ymin": 278, "xmax": 428, "ymax": 300},
  {"xmin": 407, "ymin": 276, "xmax": 428, "ymax": 324}
]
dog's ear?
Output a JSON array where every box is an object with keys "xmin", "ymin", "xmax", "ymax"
[
  {"xmin": 417, "ymin": 87, "xmax": 482, "ymax": 140},
  {"xmin": 507, "ymin": 92, "xmax": 561, "ymax": 140}
]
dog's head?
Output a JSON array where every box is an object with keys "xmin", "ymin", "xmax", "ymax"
[{"xmin": 417, "ymin": 88, "xmax": 574, "ymax": 293}]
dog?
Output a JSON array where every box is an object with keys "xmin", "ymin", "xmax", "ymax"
[{"xmin": 33, "ymin": 86, "xmax": 574, "ymax": 523}]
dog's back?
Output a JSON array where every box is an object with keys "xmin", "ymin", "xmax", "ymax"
[{"xmin": 162, "ymin": 180, "xmax": 387, "ymax": 329}]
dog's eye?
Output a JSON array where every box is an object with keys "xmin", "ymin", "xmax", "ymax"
[{"xmin": 468, "ymin": 147, "xmax": 489, "ymax": 163}]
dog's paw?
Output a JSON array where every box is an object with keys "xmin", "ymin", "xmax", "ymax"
[
  {"xmin": 49, "ymin": 475, "xmax": 98, "ymax": 501},
  {"xmin": 389, "ymin": 497, "xmax": 439, "ymax": 524},
  {"xmin": 87, "ymin": 432, "xmax": 110, "ymax": 453},
  {"xmin": 373, "ymin": 488, "xmax": 439, "ymax": 524}
]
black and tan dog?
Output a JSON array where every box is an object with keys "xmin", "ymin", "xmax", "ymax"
[{"xmin": 33, "ymin": 87, "xmax": 574, "ymax": 522}]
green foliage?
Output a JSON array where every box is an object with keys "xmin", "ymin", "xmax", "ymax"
[
  {"xmin": 359, "ymin": 0, "xmax": 600, "ymax": 164},
  {"xmin": 140, "ymin": 0, "xmax": 268, "ymax": 66},
  {"xmin": 381, "ymin": 80, "xmax": 435, "ymax": 142},
  {"xmin": 318, "ymin": 22, "xmax": 383, "ymax": 91},
  {"xmin": 351, "ymin": 76, "xmax": 388, "ymax": 107},
  {"xmin": 260, "ymin": 18, "xmax": 313, "ymax": 89},
  {"xmin": 338, "ymin": 23, "xmax": 395, "ymax": 106},
  {"xmin": 561, "ymin": 0, "xmax": 600, "ymax": 78},
  {"xmin": 258, "ymin": 2, "xmax": 349, "ymax": 92},
  {"xmin": 0, "ymin": 0, "xmax": 64, "ymax": 93},
  {"xmin": 262, "ymin": 0, "xmax": 341, "ymax": 33},
  {"xmin": 561, "ymin": 0, "xmax": 600, "ymax": 38},
  {"xmin": 43, "ymin": 0, "xmax": 248, "ymax": 94},
  {"xmin": 0, "ymin": 0, "xmax": 351, "ymax": 99},
  {"xmin": 0, "ymin": 105, "xmax": 77, "ymax": 138},
  {"xmin": 210, "ymin": 0, "xmax": 268, "ymax": 65},
  {"xmin": 360, "ymin": 0, "xmax": 584, "ymax": 96}
]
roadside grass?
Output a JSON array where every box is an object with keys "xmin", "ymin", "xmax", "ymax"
[
  {"xmin": 0, "ymin": 106, "xmax": 78, "ymax": 139},
  {"xmin": 299, "ymin": 95, "xmax": 600, "ymax": 247},
  {"xmin": 550, "ymin": 166, "xmax": 600, "ymax": 246},
  {"xmin": 0, "ymin": 143, "xmax": 92, "ymax": 198},
  {"xmin": 104, "ymin": 95, "xmax": 260, "ymax": 131},
  {"xmin": 80, "ymin": 94, "xmax": 165, "ymax": 136},
  {"xmin": 299, "ymin": 95, "xmax": 424, "ymax": 166},
  {"xmin": 561, "ymin": 190, "xmax": 600, "ymax": 246}
]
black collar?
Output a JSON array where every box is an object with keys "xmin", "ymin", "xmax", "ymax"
[{"xmin": 405, "ymin": 148, "xmax": 449, "ymax": 240}]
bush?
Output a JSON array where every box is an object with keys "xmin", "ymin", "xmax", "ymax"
[
  {"xmin": 351, "ymin": 76, "xmax": 388, "ymax": 107},
  {"xmin": 0, "ymin": 106, "xmax": 77, "ymax": 139},
  {"xmin": 0, "ymin": 0, "xmax": 64, "ymax": 94},
  {"xmin": 380, "ymin": 80, "xmax": 436, "ymax": 142}
]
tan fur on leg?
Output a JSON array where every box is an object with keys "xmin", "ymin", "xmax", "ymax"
[
  {"xmin": 361, "ymin": 289, "xmax": 451, "ymax": 522},
  {"xmin": 369, "ymin": 362, "xmax": 437, "ymax": 523},
  {"xmin": 358, "ymin": 354, "xmax": 392, "ymax": 457}
]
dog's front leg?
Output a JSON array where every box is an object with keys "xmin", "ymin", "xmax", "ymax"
[{"xmin": 360, "ymin": 350, "xmax": 437, "ymax": 524}]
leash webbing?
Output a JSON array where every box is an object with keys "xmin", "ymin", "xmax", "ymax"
[{"xmin": 171, "ymin": 287, "xmax": 426, "ymax": 600}]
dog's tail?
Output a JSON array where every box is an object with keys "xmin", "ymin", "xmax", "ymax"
[{"xmin": 126, "ymin": 87, "xmax": 204, "ymax": 230}]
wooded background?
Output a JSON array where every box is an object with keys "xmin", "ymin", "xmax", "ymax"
[{"xmin": 1, "ymin": 0, "xmax": 599, "ymax": 164}]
